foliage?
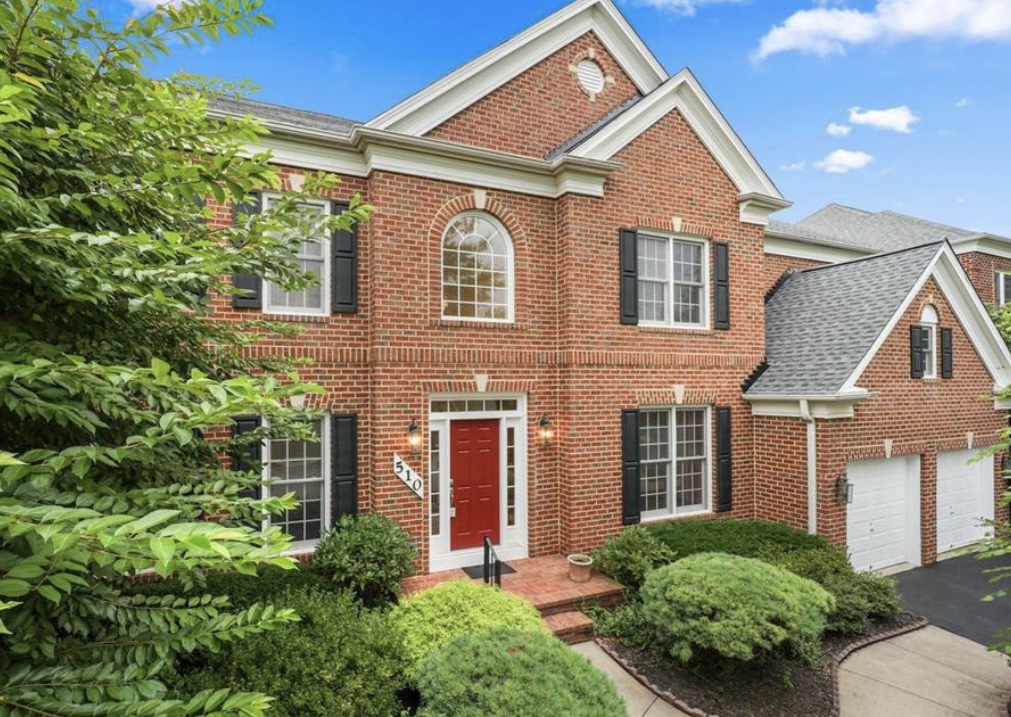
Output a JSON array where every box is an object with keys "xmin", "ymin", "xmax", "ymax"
[
  {"xmin": 0, "ymin": 1, "xmax": 369, "ymax": 715},
  {"xmin": 586, "ymin": 602, "xmax": 654, "ymax": 648},
  {"xmin": 391, "ymin": 579, "xmax": 547, "ymax": 676},
  {"xmin": 130, "ymin": 565, "xmax": 332, "ymax": 610},
  {"xmin": 645, "ymin": 518, "xmax": 829, "ymax": 560},
  {"xmin": 313, "ymin": 513, "xmax": 418, "ymax": 605},
  {"xmin": 173, "ymin": 588, "xmax": 406, "ymax": 717},
  {"xmin": 415, "ymin": 628, "xmax": 628, "ymax": 717},
  {"xmin": 640, "ymin": 553, "xmax": 835, "ymax": 667},
  {"xmin": 593, "ymin": 525, "xmax": 676, "ymax": 592}
]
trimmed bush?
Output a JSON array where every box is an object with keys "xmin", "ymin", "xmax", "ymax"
[
  {"xmin": 416, "ymin": 628, "xmax": 628, "ymax": 717},
  {"xmin": 588, "ymin": 602, "xmax": 654, "ymax": 648},
  {"xmin": 313, "ymin": 512, "xmax": 418, "ymax": 605},
  {"xmin": 594, "ymin": 525, "xmax": 677, "ymax": 592},
  {"xmin": 646, "ymin": 518, "xmax": 828, "ymax": 560},
  {"xmin": 640, "ymin": 553, "xmax": 835, "ymax": 666},
  {"xmin": 128, "ymin": 564, "xmax": 332, "ymax": 609},
  {"xmin": 391, "ymin": 579, "xmax": 547, "ymax": 676},
  {"xmin": 172, "ymin": 588, "xmax": 405, "ymax": 717}
]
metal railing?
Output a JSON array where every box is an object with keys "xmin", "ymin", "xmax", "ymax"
[{"xmin": 482, "ymin": 536, "xmax": 502, "ymax": 588}]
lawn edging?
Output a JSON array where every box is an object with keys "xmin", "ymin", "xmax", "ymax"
[{"xmin": 596, "ymin": 614, "xmax": 929, "ymax": 717}]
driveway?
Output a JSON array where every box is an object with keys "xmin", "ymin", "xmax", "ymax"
[{"xmin": 896, "ymin": 552, "xmax": 1011, "ymax": 646}]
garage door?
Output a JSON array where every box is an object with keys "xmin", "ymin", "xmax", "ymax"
[
  {"xmin": 937, "ymin": 450, "xmax": 994, "ymax": 553},
  {"xmin": 847, "ymin": 456, "xmax": 921, "ymax": 572}
]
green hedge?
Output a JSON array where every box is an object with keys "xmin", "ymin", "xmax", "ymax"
[
  {"xmin": 645, "ymin": 518, "xmax": 829, "ymax": 559},
  {"xmin": 391, "ymin": 579, "xmax": 547, "ymax": 677},
  {"xmin": 416, "ymin": 628, "xmax": 628, "ymax": 717},
  {"xmin": 593, "ymin": 525, "xmax": 677, "ymax": 592},
  {"xmin": 128, "ymin": 564, "xmax": 332, "ymax": 609},
  {"xmin": 172, "ymin": 588, "xmax": 406, "ymax": 717},
  {"xmin": 640, "ymin": 553, "xmax": 835, "ymax": 666}
]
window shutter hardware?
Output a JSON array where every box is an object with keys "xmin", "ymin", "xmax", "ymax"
[
  {"xmin": 621, "ymin": 409, "xmax": 641, "ymax": 525},
  {"xmin": 715, "ymin": 407, "xmax": 732, "ymax": 512},
  {"xmin": 331, "ymin": 201, "xmax": 358, "ymax": 313},
  {"xmin": 231, "ymin": 193, "xmax": 263, "ymax": 309},
  {"xmin": 619, "ymin": 229, "xmax": 639, "ymax": 325},
  {"xmin": 941, "ymin": 327, "xmax": 953, "ymax": 379},
  {"xmin": 713, "ymin": 241, "xmax": 730, "ymax": 330}
]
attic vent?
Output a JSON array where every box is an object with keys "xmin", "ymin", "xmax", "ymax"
[{"xmin": 576, "ymin": 60, "xmax": 605, "ymax": 95}]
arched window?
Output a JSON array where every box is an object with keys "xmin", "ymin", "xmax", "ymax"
[
  {"xmin": 441, "ymin": 212, "xmax": 513, "ymax": 321},
  {"xmin": 918, "ymin": 304, "xmax": 938, "ymax": 378}
]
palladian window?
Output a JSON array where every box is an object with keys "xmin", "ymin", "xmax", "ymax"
[{"xmin": 441, "ymin": 212, "xmax": 513, "ymax": 322}]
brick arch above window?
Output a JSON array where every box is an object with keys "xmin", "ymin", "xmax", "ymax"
[{"xmin": 427, "ymin": 192, "xmax": 530, "ymax": 327}]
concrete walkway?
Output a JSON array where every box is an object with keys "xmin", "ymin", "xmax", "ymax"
[
  {"xmin": 839, "ymin": 626, "xmax": 1010, "ymax": 717},
  {"xmin": 576, "ymin": 626, "xmax": 1010, "ymax": 717}
]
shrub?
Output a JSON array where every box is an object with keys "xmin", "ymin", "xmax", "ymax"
[
  {"xmin": 173, "ymin": 588, "xmax": 406, "ymax": 717},
  {"xmin": 391, "ymin": 579, "xmax": 547, "ymax": 676},
  {"xmin": 587, "ymin": 603, "xmax": 654, "ymax": 649},
  {"xmin": 640, "ymin": 553, "xmax": 835, "ymax": 666},
  {"xmin": 416, "ymin": 628, "xmax": 628, "ymax": 717},
  {"xmin": 313, "ymin": 512, "xmax": 419, "ymax": 605},
  {"xmin": 130, "ymin": 564, "xmax": 332, "ymax": 609},
  {"xmin": 646, "ymin": 518, "xmax": 829, "ymax": 560},
  {"xmin": 765, "ymin": 544, "xmax": 853, "ymax": 583},
  {"xmin": 594, "ymin": 525, "xmax": 677, "ymax": 592}
]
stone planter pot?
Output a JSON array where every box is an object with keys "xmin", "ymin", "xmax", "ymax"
[{"xmin": 567, "ymin": 554, "xmax": 593, "ymax": 583}]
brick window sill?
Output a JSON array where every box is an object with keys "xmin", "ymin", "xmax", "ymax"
[{"xmin": 435, "ymin": 320, "xmax": 526, "ymax": 331}]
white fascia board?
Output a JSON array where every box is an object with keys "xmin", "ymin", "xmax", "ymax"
[
  {"xmin": 746, "ymin": 396, "xmax": 863, "ymax": 419},
  {"xmin": 568, "ymin": 70, "xmax": 783, "ymax": 202},
  {"xmin": 763, "ymin": 235, "xmax": 869, "ymax": 264},
  {"xmin": 954, "ymin": 237, "xmax": 1011, "ymax": 261},
  {"xmin": 251, "ymin": 135, "xmax": 367, "ymax": 177},
  {"xmin": 739, "ymin": 193, "xmax": 793, "ymax": 226},
  {"xmin": 840, "ymin": 244, "xmax": 1011, "ymax": 393},
  {"xmin": 368, "ymin": 0, "xmax": 667, "ymax": 136}
]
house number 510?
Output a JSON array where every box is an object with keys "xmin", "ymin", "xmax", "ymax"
[{"xmin": 393, "ymin": 453, "xmax": 425, "ymax": 499}]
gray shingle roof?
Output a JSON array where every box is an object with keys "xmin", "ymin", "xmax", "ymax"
[
  {"xmin": 208, "ymin": 96, "xmax": 359, "ymax": 136},
  {"xmin": 777, "ymin": 203, "xmax": 1010, "ymax": 254},
  {"xmin": 747, "ymin": 242, "xmax": 943, "ymax": 397},
  {"xmin": 545, "ymin": 93, "xmax": 643, "ymax": 160}
]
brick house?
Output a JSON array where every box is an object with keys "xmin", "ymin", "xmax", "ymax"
[{"xmin": 209, "ymin": 0, "xmax": 1011, "ymax": 574}]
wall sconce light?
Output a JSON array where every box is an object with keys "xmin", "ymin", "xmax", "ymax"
[
  {"xmin": 834, "ymin": 474, "xmax": 854, "ymax": 505},
  {"xmin": 1001, "ymin": 453, "xmax": 1011, "ymax": 481},
  {"xmin": 406, "ymin": 419, "xmax": 422, "ymax": 456},
  {"xmin": 538, "ymin": 414, "xmax": 554, "ymax": 442}
]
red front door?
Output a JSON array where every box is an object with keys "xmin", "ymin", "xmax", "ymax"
[{"xmin": 450, "ymin": 419, "xmax": 500, "ymax": 551}]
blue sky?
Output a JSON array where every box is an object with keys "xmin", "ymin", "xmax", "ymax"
[{"xmin": 109, "ymin": 0, "xmax": 1011, "ymax": 235}]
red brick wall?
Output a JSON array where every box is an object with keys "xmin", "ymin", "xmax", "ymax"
[
  {"xmin": 958, "ymin": 251, "xmax": 1011, "ymax": 305},
  {"xmin": 426, "ymin": 32, "xmax": 640, "ymax": 159},
  {"xmin": 763, "ymin": 252, "xmax": 826, "ymax": 292},
  {"xmin": 753, "ymin": 415, "xmax": 811, "ymax": 533}
]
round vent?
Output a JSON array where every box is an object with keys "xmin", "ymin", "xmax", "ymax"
[{"xmin": 576, "ymin": 59, "xmax": 605, "ymax": 95}]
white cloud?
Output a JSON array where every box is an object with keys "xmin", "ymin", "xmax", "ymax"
[
  {"xmin": 628, "ymin": 0, "xmax": 746, "ymax": 17},
  {"xmin": 848, "ymin": 105, "xmax": 919, "ymax": 133},
  {"xmin": 780, "ymin": 161, "xmax": 807, "ymax": 172},
  {"xmin": 815, "ymin": 149, "xmax": 875, "ymax": 174},
  {"xmin": 754, "ymin": 0, "xmax": 1011, "ymax": 60},
  {"xmin": 955, "ymin": 97, "xmax": 973, "ymax": 108},
  {"xmin": 826, "ymin": 122, "xmax": 852, "ymax": 136}
]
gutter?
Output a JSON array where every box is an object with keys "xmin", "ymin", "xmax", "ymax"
[{"xmin": 799, "ymin": 399, "xmax": 818, "ymax": 536}]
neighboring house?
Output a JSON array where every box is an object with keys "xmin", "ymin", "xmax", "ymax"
[{"xmin": 207, "ymin": 0, "xmax": 1011, "ymax": 575}]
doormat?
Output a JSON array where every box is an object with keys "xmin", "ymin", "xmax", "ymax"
[{"xmin": 461, "ymin": 562, "xmax": 516, "ymax": 580}]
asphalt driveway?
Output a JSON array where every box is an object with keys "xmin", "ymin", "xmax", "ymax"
[{"xmin": 897, "ymin": 552, "xmax": 1011, "ymax": 646}]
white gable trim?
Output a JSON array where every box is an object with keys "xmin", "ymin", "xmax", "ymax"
[
  {"xmin": 368, "ymin": 0, "xmax": 667, "ymax": 135},
  {"xmin": 840, "ymin": 243, "xmax": 1011, "ymax": 394},
  {"xmin": 566, "ymin": 69, "xmax": 784, "ymax": 207},
  {"xmin": 954, "ymin": 237, "xmax": 1011, "ymax": 261},
  {"xmin": 764, "ymin": 234, "xmax": 869, "ymax": 265}
]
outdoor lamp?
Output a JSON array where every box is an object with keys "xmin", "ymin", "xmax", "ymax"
[
  {"xmin": 407, "ymin": 419, "xmax": 422, "ymax": 456},
  {"xmin": 835, "ymin": 474, "xmax": 854, "ymax": 504},
  {"xmin": 538, "ymin": 414, "xmax": 554, "ymax": 442}
]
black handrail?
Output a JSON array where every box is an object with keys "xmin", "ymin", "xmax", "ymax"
[{"xmin": 482, "ymin": 536, "xmax": 502, "ymax": 588}]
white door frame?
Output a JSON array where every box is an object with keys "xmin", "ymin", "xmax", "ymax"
[{"xmin": 428, "ymin": 394, "xmax": 528, "ymax": 572}]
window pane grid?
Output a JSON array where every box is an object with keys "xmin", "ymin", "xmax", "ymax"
[
  {"xmin": 638, "ymin": 408, "xmax": 708, "ymax": 517},
  {"xmin": 675, "ymin": 409, "xmax": 706, "ymax": 511},
  {"xmin": 429, "ymin": 431, "xmax": 441, "ymax": 536},
  {"xmin": 506, "ymin": 427, "xmax": 516, "ymax": 527},
  {"xmin": 442, "ymin": 215, "xmax": 511, "ymax": 320},
  {"xmin": 639, "ymin": 410, "xmax": 671, "ymax": 514},
  {"xmin": 637, "ymin": 235, "xmax": 705, "ymax": 327},
  {"xmin": 265, "ymin": 420, "xmax": 325, "ymax": 543},
  {"xmin": 263, "ymin": 198, "xmax": 328, "ymax": 313}
]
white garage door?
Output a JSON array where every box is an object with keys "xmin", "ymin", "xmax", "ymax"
[
  {"xmin": 847, "ymin": 456, "xmax": 921, "ymax": 572},
  {"xmin": 937, "ymin": 450, "xmax": 994, "ymax": 553}
]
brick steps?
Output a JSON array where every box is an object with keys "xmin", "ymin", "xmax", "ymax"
[
  {"xmin": 545, "ymin": 610, "xmax": 595, "ymax": 644},
  {"xmin": 530, "ymin": 585, "xmax": 625, "ymax": 617}
]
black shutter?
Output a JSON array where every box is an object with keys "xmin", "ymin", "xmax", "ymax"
[
  {"xmin": 621, "ymin": 409, "xmax": 641, "ymax": 525},
  {"xmin": 619, "ymin": 229, "xmax": 639, "ymax": 325},
  {"xmin": 231, "ymin": 193, "xmax": 263, "ymax": 308},
  {"xmin": 941, "ymin": 327, "xmax": 953, "ymax": 379},
  {"xmin": 331, "ymin": 414, "xmax": 359, "ymax": 520},
  {"xmin": 715, "ymin": 407, "xmax": 732, "ymax": 513},
  {"xmin": 232, "ymin": 416, "xmax": 262, "ymax": 500},
  {"xmin": 996, "ymin": 272, "xmax": 1002, "ymax": 305},
  {"xmin": 713, "ymin": 241, "xmax": 730, "ymax": 330},
  {"xmin": 331, "ymin": 201, "xmax": 358, "ymax": 313},
  {"xmin": 910, "ymin": 325, "xmax": 924, "ymax": 379}
]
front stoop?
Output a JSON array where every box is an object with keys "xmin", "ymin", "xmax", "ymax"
[{"xmin": 545, "ymin": 610, "xmax": 595, "ymax": 644}]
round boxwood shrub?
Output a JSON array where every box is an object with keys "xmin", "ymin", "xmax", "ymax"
[
  {"xmin": 640, "ymin": 552, "xmax": 835, "ymax": 666},
  {"xmin": 391, "ymin": 579, "xmax": 547, "ymax": 676},
  {"xmin": 313, "ymin": 512, "xmax": 418, "ymax": 605},
  {"xmin": 172, "ymin": 588, "xmax": 406, "ymax": 717},
  {"xmin": 416, "ymin": 628, "xmax": 628, "ymax": 717},
  {"xmin": 594, "ymin": 525, "xmax": 677, "ymax": 592}
]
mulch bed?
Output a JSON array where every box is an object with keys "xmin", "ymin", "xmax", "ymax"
[{"xmin": 598, "ymin": 612, "xmax": 927, "ymax": 717}]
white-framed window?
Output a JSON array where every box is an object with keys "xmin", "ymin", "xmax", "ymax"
[
  {"xmin": 262, "ymin": 419, "xmax": 329, "ymax": 547},
  {"xmin": 920, "ymin": 304, "xmax": 938, "ymax": 379},
  {"xmin": 637, "ymin": 233, "xmax": 708, "ymax": 328},
  {"xmin": 638, "ymin": 407, "xmax": 710, "ymax": 519},
  {"xmin": 998, "ymin": 272, "xmax": 1011, "ymax": 306},
  {"xmin": 441, "ymin": 212, "xmax": 514, "ymax": 322},
  {"xmin": 262, "ymin": 194, "xmax": 331, "ymax": 316}
]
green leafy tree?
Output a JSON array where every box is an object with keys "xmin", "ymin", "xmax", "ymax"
[{"xmin": 0, "ymin": 1, "xmax": 368, "ymax": 715}]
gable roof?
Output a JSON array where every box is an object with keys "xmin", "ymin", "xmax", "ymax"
[
  {"xmin": 209, "ymin": 96, "xmax": 358, "ymax": 137},
  {"xmin": 747, "ymin": 241, "xmax": 1011, "ymax": 399},
  {"xmin": 368, "ymin": 0, "xmax": 668, "ymax": 136}
]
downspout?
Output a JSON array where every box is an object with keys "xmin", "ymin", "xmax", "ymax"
[{"xmin": 799, "ymin": 400, "xmax": 818, "ymax": 535}]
